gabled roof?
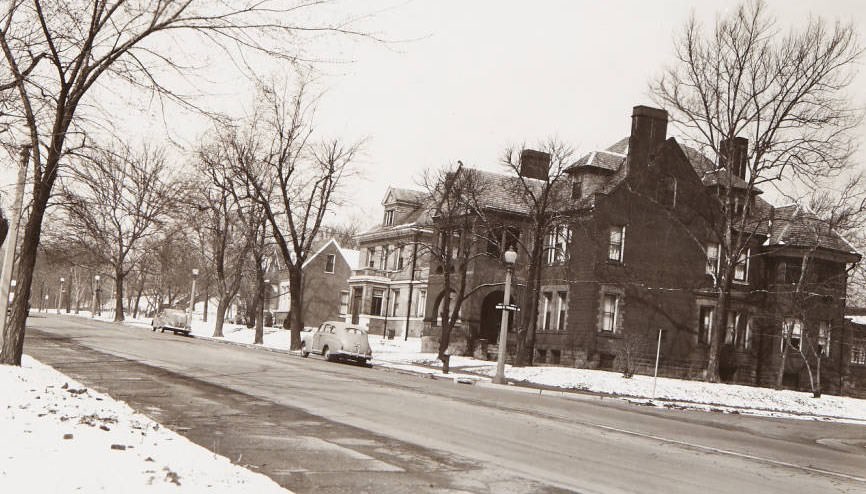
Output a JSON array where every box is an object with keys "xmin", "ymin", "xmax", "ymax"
[
  {"xmin": 765, "ymin": 204, "xmax": 856, "ymax": 254},
  {"xmin": 680, "ymin": 145, "xmax": 755, "ymax": 191},
  {"xmin": 569, "ymin": 150, "xmax": 624, "ymax": 172},
  {"xmin": 301, "ymin": 238, "xmax": 358, "ymax": 270},
  {"xmin": 455, "ymin": 168, "xmax": 545, "ymax": 215},
  {"xmin": 383, "ymin": 186, "xmax": 426, "ymax": 206}
]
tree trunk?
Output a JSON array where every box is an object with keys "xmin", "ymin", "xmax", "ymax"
[
  {"xmin": 1, "ymin": 177, "xmax": 53, "ymax": 365},
  {"xmin": 133, "ymin": 278, "xmax": 145, "ymax": 319},
  {"xmin": 288, "ymin": 268, "xmax": 304, "ymax": 350},
  {"xmin": 706, "ymin": 276, "xmax": 732, "ymax": 382},
  {"xmin": 114, "ymin": 269, "xmax": 125, "ymax": 322},
  {"xmin": 516, "ymin": 228, "xmax": 543, "ymax": 367},
  {"xmin": 775, "ymin": 345, "xmax": 789, "ymax": 389},
  {"xmin": 202, "ymin": 283, "xmax": 209, "ymax": 322},
  {"xmin": 65, "ymin": 270, "xmax": 72, "ymax": 313},
  {"xmin": 253, "ymin": 266, "xmax": 264, "ymax": 345},
  {"xmin": 213, "ymin": 298, "xmax": 229, "ymax": 337}
]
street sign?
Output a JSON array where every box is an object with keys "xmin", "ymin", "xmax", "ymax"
[{"xmin": 495, "ymin": 303, "xmax": 521, "ymax": 312}]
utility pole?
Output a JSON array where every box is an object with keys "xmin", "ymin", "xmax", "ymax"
[
  {"xmin": 0, "ymin": 145, "xmax": 32, "ymax": 343},
  {"xmin": 652, "ymin": 329, "xmax": 664, "ymax": 401}
]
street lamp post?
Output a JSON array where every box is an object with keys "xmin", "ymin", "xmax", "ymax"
[
  {"xmin": 93, "ymin": 275, "xmax": 101, "ymax": 317},
  {"xmin": 493, "ymin": 249, "xmax": 518, "ymax": 385},
  {"xmin": 57, "ymin": 277, "xmax": 65, "ymax": 314},
  {"xmin": 188, "ymin": 268, "xmax": 199, "ymax": 328}
]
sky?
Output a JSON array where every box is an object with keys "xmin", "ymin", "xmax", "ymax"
[
  {"xmin": 301, "ymin": 0, "xmax": 866, "ymax": 228},
  {"xmin": 2, "ymin": 0, "xmax": 865, "ymax": 231}
]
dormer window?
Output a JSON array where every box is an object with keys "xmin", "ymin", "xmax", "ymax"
[{"xmin": 384, "ymin": 209, "xmax": 395, "ymax": 226}]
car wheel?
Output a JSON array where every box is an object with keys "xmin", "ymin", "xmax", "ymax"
[
  {"xmin": 322, "ymin": 346, "xmax": 332, "ymax": 361},
  {"xmin": 301, "ymin": 342, "xmax": 309, "ymax": 358}
]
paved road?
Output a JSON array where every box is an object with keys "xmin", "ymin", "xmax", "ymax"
[{"xmin": 21, "ymin": 314, "xmax": 866, "ymax": 493}]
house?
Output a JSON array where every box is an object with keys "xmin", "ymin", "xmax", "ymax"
[
  {"xmin": 264, "ymin": 238, "xmax": 359, "ymax": 329},
  {"xmin": 419, "ymin": 105, "xmax": 864, "ymax": 395},
  {"xmin": 349, "ymin": 187, "xmax": 432, "ymax": 337}
]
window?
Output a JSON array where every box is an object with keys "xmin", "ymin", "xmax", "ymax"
[
  {"xmin": 545, "ymin": 225, "xmax": 571, "ymax": 264},
  {"xmin": 743, "ymin": 318, "xmax": 753, "ymax": 350},
  {"xmin": 608, "ymin": 225, "xmax": 625, "ymax": 263},
  {"xmin": 706, "ymin": 243, "xmax": 720, "ymax": 277},
  {"xmin": 852, "ymin": 340, "xmax": 866, "ymax": 365},
  {"xmin": 699, "ymin": 306, "xmax": 714, "ymax": 344},
  {"xmin": 541, "ymin": 290, "xmax": 569, "ymax": 331},
  {"xmin": 324, "ymin": 254, "xmax": 336, "ymax": 273},
  {"xmin": 557, "ymin": 291, "xmax": 567, "ymax": 331},
  {"xmin": 818, "ymin": 321, "xmax": 831, "ymax": 357},
  {"xmin": 391, "ymin": 289, "xmax": 400, "ymax": 316},
  {"xmin": 782, "ymin": 318, "xmax": 802, "ymax": 351},
  {"xmin": 541, "ymin": 292, "xmax": 553, "ymax": 330},
  {"xmin": 366, "ymin": 248, "xmax": 376, "ymax": 268},
  {"xmin": 734, "ymin": 249, "xmax": 750, "ymax": 282},
  {"xmin": 785, "ymin": 261, "xmax": 803, "ymax": 284},
  {"xmin": 572, "ymin": 180, "xmax": 583, "ymax": 200},
  {"xmin": 339, "ymin": 291, "xmax": 349, "ymax": 314},
  {"xmin": 371, "ymin": 289, "xmax": 384, "ymax": 316},
  {"xmin": 415, "ymin": 290, "xmax": 427, "ymax": 317},
  {"xmin": 378, "ymin": 246, "xmax": 387, "ymax": 270},
  {"xmin": 397, "ymin": 247, "xmax": 405, "ymax": 270},
  {"xmin": 384, "ymin": 209, "xmax": 395, "ymax": 226},
  {"xmin": 658, "ymin": 176, "xmax": 677, "ymax": 208},
  {"xmin": 725, "ymin": 311, "xmax": 739, "ymax": 345},
  {"xmin": 601, "ymin": 294, "xmax": 620, "ymax": 333}
]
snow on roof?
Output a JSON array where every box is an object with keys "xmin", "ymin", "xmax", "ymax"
[{"xmin": 339, "ymin": 248, "xmax": 361, "ymax": 269}]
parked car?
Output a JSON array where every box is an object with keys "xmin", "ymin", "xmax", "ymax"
[
  {"xmin": 300, "ymin": 321, "xmax": 372, "ymax": 365},
  {"xmin": 151, "ymin": 308, "xmax": 190, "ymax": 336}
]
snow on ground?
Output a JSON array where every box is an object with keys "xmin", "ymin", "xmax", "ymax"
[
  {"xmin": 64, "ymin": 310, "xmax": 866, "ymax": 422},
  {"xmin": 1, "ymin": 355, "xmax": 291, "ymax": 493}
]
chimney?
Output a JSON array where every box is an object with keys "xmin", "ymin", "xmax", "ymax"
[
  {"xmin": 719, "ymin": 137, "xmax": 748, "ymax": 179},
  {"xmin": 519, "ymin": 149, "xmax": 551, "ymax": 181},
  {"xmin": 626, "ymin": 105, "xmax": 668, "ymax": 170}
]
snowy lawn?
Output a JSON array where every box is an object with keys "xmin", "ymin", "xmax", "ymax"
[
  {"xmin": 64, "ymin": 311, "xmax": 866, "ymax": 422},
  {"xmin": 1, "ymin": 355, "xmax": 290, "ymax": 493}
]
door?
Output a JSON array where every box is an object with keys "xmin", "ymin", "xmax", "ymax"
[{"xmin": 351, "ymin": 288, "xmax": 362, "ymax": 325}]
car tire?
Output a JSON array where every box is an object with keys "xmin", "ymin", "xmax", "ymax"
[
  {"xmin": 322, "ymin": 346, "xmax": 332, "ymax": 361},
  {"xmin": 301, "ymin": 342, "xmax": 309, "ymax": 358}
]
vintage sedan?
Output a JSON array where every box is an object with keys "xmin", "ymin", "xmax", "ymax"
[
  {"xmin": 151, "ymin": 308, "xmax": 191, "ymax": 336},
  {"xmin": 300, "ymin": 321, "xmax": 372, "ymax": 365}
]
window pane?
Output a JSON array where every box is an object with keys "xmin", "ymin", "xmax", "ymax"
[{"xmin": 608, "ymin": 226, "xmax": 624, "ymax": 262}]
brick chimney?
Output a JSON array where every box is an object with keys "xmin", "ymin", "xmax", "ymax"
[
  {"xmin": 519, "ymin": 149, "xmax": 551, "ymax": 181},
  {"xmin": 626, "ymin": 105, "xmax": 668, "ymax": 171},
  {"xmin": 719, "ymin": 137, "xmax": 748, "ymax": 179}
]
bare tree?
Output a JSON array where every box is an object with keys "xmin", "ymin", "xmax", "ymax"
[
  {"xmin": 0, "ymin": 0, "xmax": 376, "ymax": 365},
  {"xmin": 419, "ymin": 164, "xmax": 497, "ymax": 373},
  {"xmin": 227, "ymin": 80, "xmax": 360, "ymax": 350},
  {"xmin": 189, "ymin": 158, "xmax": 249, "ymax": 338},
  {"xmin": 60, "ymin": 145, "xmax": 180, "ymax": 321},
  {"xmin": 652, "ymin": 0, "xmax": 863, "ymax": 381},
  {"xmin": 500, "ymin": 140, "xmax": 575, "ymax": 366}
]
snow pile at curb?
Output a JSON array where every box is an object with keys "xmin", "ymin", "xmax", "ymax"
[
  {"xmin": 63, "ymin": 311, "xmax": 866, "ymax": 422},
  {"xmin": 1, "ymin": 355, "xmax": 291, "ymax": 493}
]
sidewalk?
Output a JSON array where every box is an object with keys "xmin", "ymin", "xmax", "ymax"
[
  {"xmin": 2, "ymin": 353, "xmax": 291, "ymax": 493},
  {"xmin": 65, "ymin": 310, "xmax": 866, "ymax": 423}
]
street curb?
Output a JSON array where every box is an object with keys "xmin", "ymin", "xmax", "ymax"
[{"xmin": 58, "ymin": 314, "xmax": 866, "ymax": 424}]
